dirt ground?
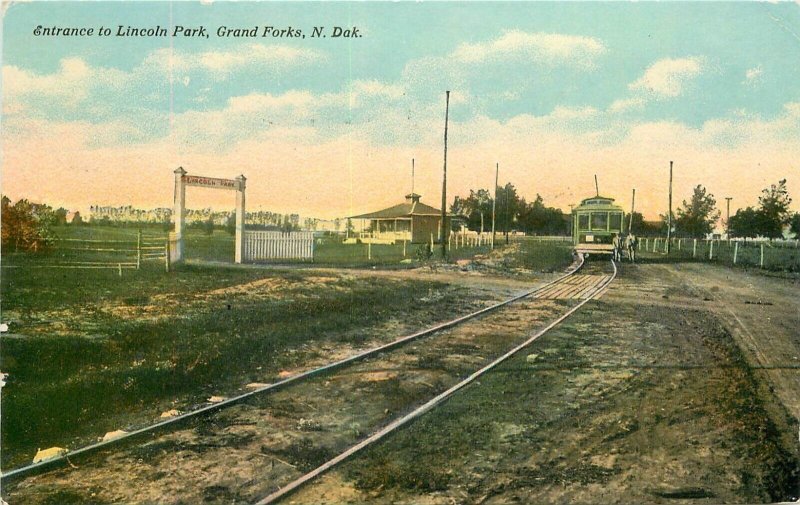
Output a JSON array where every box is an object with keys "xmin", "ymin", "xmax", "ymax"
[
  {"xmin": 285, "ymin": 260, "xmax": 799, "ymax": 504},
  {"xmin": 3, "ymin": 263, "xmax": 586, "ymax": 504},
  {"xmin": 5, "ymin": 260, "xmax": 798, "ymax": 504}
]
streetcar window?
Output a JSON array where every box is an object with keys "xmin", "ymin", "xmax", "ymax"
[
  {"xmin": 609, "ymin": 213, "xmax": 622, "ymax": 231},
  {"xmin": 591, "ymin": 212, "xmax": 608, "ymax": 230},
  {"xmin": 578, "ymin": 214, "xmax": 590, "ymax": 230}
]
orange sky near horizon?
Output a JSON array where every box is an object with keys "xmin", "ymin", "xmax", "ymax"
[{"xmin": 3, "ymin": 115, "xmax": 797, "ymax": 224}]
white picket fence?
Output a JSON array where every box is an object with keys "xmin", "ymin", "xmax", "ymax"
[{"xmin": 243, "ymin": 231, "xmax": 314, "ymax": 262}]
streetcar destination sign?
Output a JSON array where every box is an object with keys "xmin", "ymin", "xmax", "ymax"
[{"xmin": 183, "ymin": 175, "xmax": 240, "ymax": 190}]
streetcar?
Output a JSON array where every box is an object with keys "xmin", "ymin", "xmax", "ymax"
[{"xmin": 572, "ymin": 195, "xmax": 625, "ymax": 255}]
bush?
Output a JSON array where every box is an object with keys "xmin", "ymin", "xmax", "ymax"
[{"xmin": 1, "ymin": 196, "xmax": 57, "ymax": 252}]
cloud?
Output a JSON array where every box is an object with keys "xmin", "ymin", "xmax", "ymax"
[
  {"xmin": 2, "ymin": 43, "xmax": 325, "ymax": 119},
  {"xmin": 629, "ymin": 56, "xmax": 705, "ymax": 98},
  {"xmin": 451, "ymin": 30, "xmax": 606, "ymax": 69},
  {"xmin": 744, "ymin": 65, "xmax": 763, "ymax": 87},
  {"xmin": 141, "ymin": 44, "xmax": 323, "ymax": 78},
  {"xmin": 3, "ymin": 58, "xmax": 125, "ymax": 112},
  {"xmin": 608, "ymin": 97, "xmax": 645, "ymax": 114}
]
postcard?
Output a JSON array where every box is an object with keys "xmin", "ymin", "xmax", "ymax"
[{"xmin": 1, "ymin": 2, "xmax": 798, "ymax": 504}]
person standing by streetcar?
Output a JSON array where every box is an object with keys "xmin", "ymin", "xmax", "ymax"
[
  {"xmin": 625, "ymin": 233, "xmax": 637, "ymax": 263},
  {"xmin": 611, "ymin": 233, "xmax": 622, "ymax": 262}
]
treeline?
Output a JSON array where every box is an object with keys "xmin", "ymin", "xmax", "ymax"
[
  {"xmin": 451, "ymin": 184, "xmax": 569, "ymax": 236},
  {"xmin": 451, "ymin": 178, "xmax": 799, "ymax": 240},
  {"xmin": 666, "ymin": 179, "xmax": 797, "ymax": 239}
]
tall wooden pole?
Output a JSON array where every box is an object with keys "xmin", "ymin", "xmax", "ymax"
[
  {"xmin": 629, "ymin": 188, "xmax": 636, "ymax": 234},
  {"xmin": 411, "ymin": 158, "xmax": 415, "ymax": 195},
  {"xmin": 725, "ymin": 197, "xmax": 732, "ymax": 236},
  {"xmin": 505, "ymin": 184, "xmax": 510, "ymax": 244},
  {"xmin": 667, "ymin": 161, "xmax": 673, "ymax": 254},
  {"xmin": 441, "ymin": 91, "xmax": 450, "ymax": 259},
  {"xmin": 491, "ymin": 162, "xmax": 498, "ymax": 249}
]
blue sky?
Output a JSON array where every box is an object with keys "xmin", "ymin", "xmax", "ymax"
[{"xmin": 2, "ymin": 1, "xmax": 799, "ymax": 218}]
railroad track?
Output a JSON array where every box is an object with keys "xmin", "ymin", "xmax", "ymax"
[
  {"xmin": 3, "ymin": 257, "xmax": 617, "ymax": 504},
  {"xmin": 257, "ymin": 259, "xmax": 617, "ymax": 504}
]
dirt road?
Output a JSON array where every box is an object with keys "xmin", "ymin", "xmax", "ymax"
[{"xmin": 618, "ymin": 261, "xmax": 800, "ymax": 420}]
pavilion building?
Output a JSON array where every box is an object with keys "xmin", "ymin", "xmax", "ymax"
[{"xmin": 347, "ymin": 193, "xmax": 450, "ymax": 244}]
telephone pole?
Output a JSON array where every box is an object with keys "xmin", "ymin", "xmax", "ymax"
[
  {"xmin": 666, "ymin": 161, "xmax": 673, "ymax": 254},
  {"xmin": 725, "ymin": 197, "xmax": 732, "ymax": 236},
  {"xmin": 491, "ymin": 162, "xmax": 498, "ymax": 249},
  {"xmin": 629, "ymin": 188, "xmax": 636, "ymax": 233},
  {"xmin": 440, "ymin": 91, "xmax": 450, "ymax": 259}
]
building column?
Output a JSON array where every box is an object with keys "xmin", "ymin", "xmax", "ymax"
[
  {"xmin": 235, "ymin": 174, "xmax": 246, "ymax": 264},
  {"xmin": 172, "ymin": 167, "xmax": 186, "ymax": 262}
]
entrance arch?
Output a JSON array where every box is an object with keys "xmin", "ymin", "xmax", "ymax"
[{"xmin": 171, "ymin": 167, "xmax": 246, "ymax": 263}]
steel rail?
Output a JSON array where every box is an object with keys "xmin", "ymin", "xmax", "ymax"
[
  {"xmin": 1, "ymin": 256, "xmax": 586, "ymax": 483},
  {"xmin": 256, "ymin": 259, "xmax": 617, "ymax": 505}
]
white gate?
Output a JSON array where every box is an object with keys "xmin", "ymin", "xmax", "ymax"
[{"xmin": 243, "ymin": 231, "xmax": 314, "ymax": 262}]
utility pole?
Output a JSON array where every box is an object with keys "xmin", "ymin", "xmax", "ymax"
[
  {"xmin": 411, "ymin": 158, "xmax": 415, "ymax": 195},
  {"xmin": 505, "ymin": 184, "xmax": 510, "ymax": 244},
  {"xmin": 666, "ymin": 161, "xmax": 673, "ymax": 254},
  {"xmin": 629, "ymin": 188, "xmax": 636, "ymax": 234},
  {"xmin": 491, "ymin": 162, "xmax": 498, "ymax": 249},
  {"xmin": 725, "ymin": 197, "xmax": 732, "ymax": 236},
  {"xmin": 440, "ymin": 90, "xmax": 450, "ymax": 260}
]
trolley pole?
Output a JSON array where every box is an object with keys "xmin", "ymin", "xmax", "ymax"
[
  {"xmin": 491, "ymin": 162, "xmax": 498, "ymax": 250},
  {"xmin": 440, "ymin": 91, "xmax": 450, "ymax": 260},
  {"xmin": 666, "ymin": 161, "xmax": 673, "ymax": 254}
]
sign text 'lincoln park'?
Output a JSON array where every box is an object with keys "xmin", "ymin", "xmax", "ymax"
[{"xmin": 182, "ymin": 175, "xmax": 241, "ymax": 191}]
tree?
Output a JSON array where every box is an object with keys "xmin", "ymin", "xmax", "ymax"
[
  {"xmin": 71, "ymin": 211, "xmax": 83, "ymax": 225},
  {"xmin": 628, "ymin": 212, "xmax": 663, "ymax": 236},
  {"xmin": 495, "ymin": 183, "xmax": 520, "ymax": 240},
  {"xmin": 202, "ymin": 216, "xmax": 215, "ymax": 235},
  {"xmin": 674, "ymin": 185, "xmax": 720, "ymax": 238},
  {"xmin": 758, "ymin": 179, "xmax": 792, "ymax": 239},
  {"xmin": 728, "ymin": 207, "xmax": 768, "ymax": 239},
  {"xmin": 225, "ymin": 212, "xmax": 236, "ymax": 235},
  {"xmin": 790, "ymin": 213, "xmax": 800, "ymax": 238},
  {"xmin": 1, "ymin": 196, "xmax": 57, "ymax": 252},
  {"xmin": 54, "ymin": 207, "xmax": 68, "ymax": 225},
  {"xmin": 516, "ymin": 194, "xmax": 567, "ymax": 235},
  {"xmin": 450, "ymin": 189, "xmax": 492, "ymax": 232}
]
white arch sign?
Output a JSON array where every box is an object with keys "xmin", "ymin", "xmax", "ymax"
[{"xmin": 172, "ymin": 167, "xmax": 246, "ymax": 263}]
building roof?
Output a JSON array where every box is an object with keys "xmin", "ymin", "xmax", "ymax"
[
  {"xmin": 350, "ymin": 195, "xmax": 443, "ymax": 219},
  {"xmin": 574, "ymin": 195, "xmax": 623, "ymax": 213}
]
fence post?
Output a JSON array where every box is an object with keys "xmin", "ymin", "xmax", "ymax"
[
  {"xmin": 136, "ymin": 230, "xmax": 142, "ymax": 270},
  {"xmin": 368, "ymin": 241, "xmax": 372, "ymax": 260},
  {"xmin": 760, "ymin": 243, "xmax": 764, "ymax": 268},
  {"xmin": 165, "ymin": 240, "xmax": 170, "ymax": 273},
  {"xmin": 709, "ymin": 240, "xmax": 714, "ymax": 260},
  {"xmin": 678, "ymin": 238, "xmax": 682, "ymax": 251},
  {"xmin": 693, "ymin": 239, "xmax": 697, "ymax": 258},
  {"xmin": 733, "ymin": 241, "xmax": 738, "ymax": 264},
  {"xmin": 403, "ymin": 240, "xmax": 406, "ymax": 258},
  {"xmin": 645, "ymin": 238, "xmax": 649, "ymax": 251},
  {"xmin": 118, "ymin": 263, "xmax": 123, "ymax": 277}
]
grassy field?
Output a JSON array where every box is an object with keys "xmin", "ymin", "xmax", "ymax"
[{"xmin": 0, "ymin": 225, "xmax": 574, "ymax": 469}]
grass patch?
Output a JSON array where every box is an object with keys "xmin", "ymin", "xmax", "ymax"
[{"xmin": 1, "ymin": 267, "xmax": 467, "ymax": 468}]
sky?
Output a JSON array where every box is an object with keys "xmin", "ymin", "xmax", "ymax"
[{"xmin": 2, "ymin": 1, "xmax": 800, "ymax": 220}]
